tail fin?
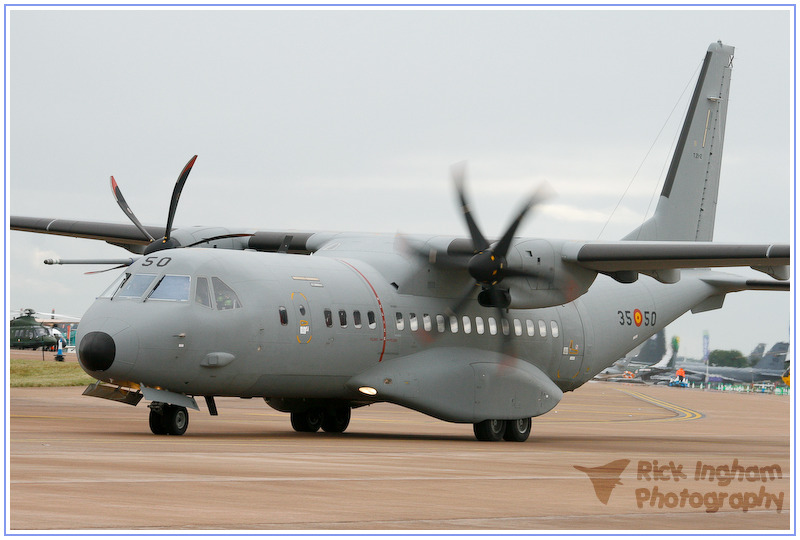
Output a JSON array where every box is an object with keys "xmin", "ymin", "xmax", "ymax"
[
  {"xmin": 753, "ymin": 342, "xmax": 789, "ymax": 371},
  {"xmin": 624, "ymin": 41, "xmax": 735, "ymax": 242}
]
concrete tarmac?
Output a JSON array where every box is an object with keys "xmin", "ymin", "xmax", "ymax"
[{"xmin": 9, "ymin": 376, "xmax": 791, "ymax": 531}]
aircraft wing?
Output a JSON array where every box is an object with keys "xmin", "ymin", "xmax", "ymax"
[
  {"xmin": 562, "ymin": 241, "xmax": 790, "ymax": 282},
  {"xmin": 11, "ymin": 216, "xmax": 159, "ymax": 250}
]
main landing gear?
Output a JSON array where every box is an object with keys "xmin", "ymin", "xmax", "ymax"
[
  {"xmin": 290, "ymin": 405, "xmax": 351, "ymax": 434},
  {"xmin": 473, "ymin": 417, "xmax": 532, "ymax": 442},
  {"xmin": 148, "ymin": 402, "xmax": 189, "ymax": 436}
]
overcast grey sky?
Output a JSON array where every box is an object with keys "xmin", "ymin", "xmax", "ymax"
[{"xmin": 6, "ymin": 7, "xmax": 793, "ymax": 359}]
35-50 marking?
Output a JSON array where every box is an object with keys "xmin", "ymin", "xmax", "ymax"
[{"xmin": 618, "ymin": 309, "xmax": 656, "ymax": 327}]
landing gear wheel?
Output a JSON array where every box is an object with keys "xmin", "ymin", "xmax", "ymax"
[
  {"xmin": 163, "ymin": 405, "xmax": 189, "ymax": 436},
  {"xmin": 321, "ymin": 406, "xmax": 351, "ymax": 433},
  {"xmin": 290, "ymin": 408, "xmax": 324, "ymax": 432},
  {"xmin": 473, "ymin": 419, "xmax": 506, "ymax": 441},
  {"xmin": 149, "ymin": 407, "xmax": 168, "ymax": 435},
  {"xmin": 503, "ymin": 417, "xmax": 531, "ymax": 442}
]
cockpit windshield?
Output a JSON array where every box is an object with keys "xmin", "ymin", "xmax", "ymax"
[
  {"xmin": 148, "ymin": 275, "xmax": 191, "ymax": 301},
  {"xmin": 99, "ymin": 272, "xmax": 130, "ymax": 298},
  {"xmin": 116, "ymin": 274, "xmax": 157, "ymax": 299}
]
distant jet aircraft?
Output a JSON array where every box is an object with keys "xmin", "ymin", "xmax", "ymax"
[
  {"xmin": 681, "ymin": 342, "xmax": 789, "ymax": 384},
  {"xmin": 10, "ymin": 42, "xmax": 789, "ymax": 441}
]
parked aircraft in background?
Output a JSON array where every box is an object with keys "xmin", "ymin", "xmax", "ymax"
[{"xmin": 10, "ymin": 42, "xmax": 789, "ymax": 441}]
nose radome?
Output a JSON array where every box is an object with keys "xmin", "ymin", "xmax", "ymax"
[{"xmin": 78, "ymin": 331, "xmax": 116, "ymax": 372}]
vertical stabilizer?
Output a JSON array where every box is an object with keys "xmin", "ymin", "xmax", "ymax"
[{"xmin": 624, "ymin": 41, "xmax": 734, "ymax": 242}]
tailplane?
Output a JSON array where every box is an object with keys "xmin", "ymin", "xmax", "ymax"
[{"xmin": 624, "ymin": 41, "xmax": 735, "ymax": 242}]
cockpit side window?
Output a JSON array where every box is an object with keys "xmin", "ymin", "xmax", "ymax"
[
  {"xmin": 148, "ymin": 275, "xmax": 191, "ymax": 302},
  {"xmin": 116, "ymin": 274, "xmax": 157, "ymax": 299},
  {"xmin": 195, "ymin": 277, "xmax": 212, "ymax": 308},
  {"xmin": 212, "ymin": 277, "xmax": 242, "ymax": 310},
  {"xmin": 99, "ymin": 272, "xmax": 130, "ymax": 299}
]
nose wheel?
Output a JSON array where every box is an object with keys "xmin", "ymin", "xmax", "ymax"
[{"xmin": 148, "ymin": 402, "xmax": 189, "ymax": 436}]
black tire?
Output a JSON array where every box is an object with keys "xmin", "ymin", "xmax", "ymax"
[
  {"xmin": 290, "ymin": 408, "xmax": 323, "ymax": 432},
  {"xmin": 321, "ymin": 406, "xmax": 351, "ymax": 433},
  {"xmin": 503, "ymin": 417, "xmax": 531, "ymax": 442},
  {"xmin": 149, "ymin": 408, "xmax": 168, "ymax": 435},
  {"xmin": 164, "ymin": 405, "xmax": 189, "ymax": 436},
  {"xmin": 473, "ymin": 419, "xmax": 506, "ymax": 441}
]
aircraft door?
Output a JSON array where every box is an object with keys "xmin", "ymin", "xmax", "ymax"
[
  {"xmin": 556, "ymin": 303, "xmax": 586, "ymax": 384},
  {"xmin": 292, "ymin": 292, "xmax": 312, "ymax": 344}
]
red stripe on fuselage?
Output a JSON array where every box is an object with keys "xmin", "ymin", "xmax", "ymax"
[{"xmin": 338, "ymin": 260, "xmax": 387, "ymax": 362}]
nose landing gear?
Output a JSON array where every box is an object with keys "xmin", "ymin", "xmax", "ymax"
[{"xmin": 148, "ymin": 402, "xmax": 189, "ymax": 436}]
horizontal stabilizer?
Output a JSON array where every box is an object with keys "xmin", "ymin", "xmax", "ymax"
[{"xmin": 563, "ymin": 241, "xmax": 789, "ymax": 278}]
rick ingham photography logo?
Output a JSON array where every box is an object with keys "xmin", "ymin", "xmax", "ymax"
[{"xmin": 575, "ymin": 458, "xmax": 784, "ymax": 513}]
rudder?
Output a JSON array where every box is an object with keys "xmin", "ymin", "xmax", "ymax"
[{"xmin": 624, "ymin": 41, "xmax": 735, "ymax": 242}]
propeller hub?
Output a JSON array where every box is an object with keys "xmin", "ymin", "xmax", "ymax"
[
  {"xmin": 469, "ymin": 251, "xmax": 506, "ymax": 285},
  {"xmin": 143, "ymin": 237, "xmax": 181, "ymax": 255}
]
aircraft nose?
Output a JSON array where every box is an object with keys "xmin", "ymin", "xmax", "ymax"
[{"xmin": 78, "ymin": 331, "xmax": 116, "ymax": 372}]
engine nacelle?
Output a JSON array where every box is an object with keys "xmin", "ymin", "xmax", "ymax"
[{"xmin": 504, "ymin": 239, "xmax": 597, "ymax": 309}]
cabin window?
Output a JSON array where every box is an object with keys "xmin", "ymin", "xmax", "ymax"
[
  {"xmin": 395, "ymin": 312, "xmax": 404, "ymax": 331},
  {"xmin": 436, "ymin": 315, "xmax": 446, "ymax": 333},
  {"xmin": 324, "ymin": 309, "xmax": 333, "ymax": 328},
  {"xmin": 212, "ymin": 277, "xmax": 242, "ymax": 310},
  {"xmin": 409, "ymin": 313, "xmax": 418, "ymax": 331},
  {"xmin": 462, "ymin": 316, "xmax": 472, "ymax": 334},
  {"xmin": 550, "ymin": 321, "xmax": 559, "ymax": 338},
  {"xmin": 538, "ymin": 320, "xmax": 547, "ymax": 337},
  {"xmin": 512, "ymin": 319, "xmax": 521, "ymax": 336},
  {"xmin": 449, "ymin": 316, "xmax": 459, "ymax": 333},
  {"xmin": 501, "ymin": 318, "xmax": 510, "ymax": 336},
  {"xmin": 488, "ymin": 317, "xmax": 498, "ymax": 336},
  {"xmin": 116, "ymin": 273, "xmax": 157, "ymax": 299},
  {"xmin": 339, "ymin": 310, "xmax": 348, "ymax": 328},
  {"xmin": 475, "ymin": 316, "xmax": 485, "ymax": 335},
  {"xmin": 354, "ymin": 310, "xmax": 362, "ymax": 329},
  {"xmin": 422, "ymin": 314, "xmax": 432, "ymax": 332},
  {"xmin": 100, "ymin": 272, "xmax": 129, "ymax": 298},
  {"xmin": 367, "ymin": 311, "xmax": 376, "ymax": 329},
  {"xmin": 279, "ymin": 307, "xmax": 288, "ymax": 325},
  {"xmin": 526, "ymin": 319, "xmax": 535, "ymax": 337},
  {"xmin": 195, "ymin": 277, "xmax": 212, "ymax": 308},
  {"xmin": 149, "ymin": 275, "xmax": 191, "ymax": 302}
]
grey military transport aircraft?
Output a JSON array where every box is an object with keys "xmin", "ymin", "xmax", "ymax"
[{"xmin": 11, "ymin": 41, "xmax": 790, "ymax": 441}]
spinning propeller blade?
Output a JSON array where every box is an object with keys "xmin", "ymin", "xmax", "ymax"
[{"xmin": 110, "ymin": 176, "xmax": 156, "ymax": 243}]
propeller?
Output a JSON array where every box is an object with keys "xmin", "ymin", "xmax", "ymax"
[
  {"xmin": 409, "ymin": 163, "xmax": 553, "ymax": 309},
  {"xmin": 110, "ymin": 155, "xmax": 197, "ymax": 255},
  {"xmin": 401, "ymin": 163, "xmax": 554, "ymax": 355},
  {"xmin": 453, "ymin": 162, "xmax": 553, "ymax": 305}
]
